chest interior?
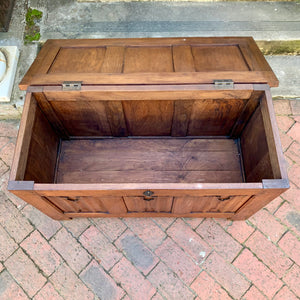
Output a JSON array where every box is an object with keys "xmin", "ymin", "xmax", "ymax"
[{"xmin": 19, "ymin": 85, "xmax": 280, "ymax": 185}]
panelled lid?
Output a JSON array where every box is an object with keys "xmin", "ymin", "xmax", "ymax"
[{"xmin": 19, "ymin": 37, "xmax": 278, "ymax": 90}]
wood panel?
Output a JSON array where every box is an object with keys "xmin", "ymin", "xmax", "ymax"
[
  {"xmin": 56, "ymin": 138, "xmax": 243, "ymax": 184},
  {"xmin": 232, "ymin": 187, "xmax": 287, "ymax": 220},
  {"xmin": 57, "ymin": 170, "xmax": 243, "ymax": 184},
  {"xmin": 64, "ymin": 212, "xmax": 234, "ymax": 219},
  {"xmin": 10, "ymin": 93, "xmax": 37, "ymax": 181},
  {"xmin": 45, "ymin": 196, "xmax": 127, "ymax": 214},
  {"xmin": 188, "ymin": 99, "xmax": 246, "ymax": 136},
  {"xmin": 230, "ymin": 90, "xmax": 262, "ymax": 138},
  {"xmin": 240, "ymin": 107, "xmax": 274, "ymax": 182},
  {"xmin": 19, "ymin": 37, "xmax": 279, "ymax": 90},
  {"xmin": 173, "ymin": 45, "xmax": 195, "ymax": 72},
  {"xmin": 33, "ymin": 92, "xmax": 69, "ymax": 139},
  {"xmin": 124, "ymin": 196, "xmax": 173, "ymax": 213},
  {"xmin": 43, "ymin": 85, "xmax": 253, "ymax": 101},
  {"xmin": 191, "ymin": 45, "xmax": 249, "ymax": 71},
  {"xmin": 260, "ymin": 89, "xmax": 287, "ymax": 179},
  {"xmin": 172, "ymin": 195, "xmax": 251, "ymax": 214},
  {"xmin": 48, "ymin": 47, "xmax": 106, "ymax": 73},
  {"xmin": 100, "ymin": 46, "xmax": 125, "ymax": 73},
  {"xmin": 123, "ymin": 47, "xmax": 173, "ymax": 73},
  {"xmin": 171, "ymin": 100, "xmax": 194, "ymax": 136},
  {"xmin": 9, "ymin": 190, "xmax": 68, "ymax": 220},
  {"xmin": 24, "ymin": 105, "xmax": 60, "ymax": 183},
  {"xmin": 123, "ymin": 100, "xmax": 174, "ymax": 136},
  {"xmin": 105, "ymin": 101, "xmax": 128, "ymax": 136},
  {"xmin": 49, "ymin": 101, "xmax": 111, "ymax": 136}
]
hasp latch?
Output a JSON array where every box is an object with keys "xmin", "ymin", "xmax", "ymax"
[
  {"xmin": 214, "ymin": 79, "xmax": 234, "ymax": 89},
  {"xmin": 62, "ymin": 81, "xmax": 82, "ymax": 91}
]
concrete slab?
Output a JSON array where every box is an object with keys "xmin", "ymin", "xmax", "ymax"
[
  {"xmin": 41, "ymin": 1, "xmax": 300, "ymax": 40},
  {"xmin": 268, "ymin": 56, "xmax": 300, "ymax": 98}
]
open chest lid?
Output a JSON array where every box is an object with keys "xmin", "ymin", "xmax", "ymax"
[{"xmin": 19, "ymin": 37, "xmax": 278, "ymax": 90}]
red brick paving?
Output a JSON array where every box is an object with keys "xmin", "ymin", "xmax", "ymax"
[
  {"xmin": 79, "ymin": 225, "xmax": 122, "ymax": 271},
  {"xmin": 278, "ymin": 232, "xmax": 300, "ymax": 265},
  {"xmin": 245, "ymin": 230, "xmax": 293, "ymax": 277},
  {"xmin": 21, "ymin": 231, "xmax": 62, "ymax": 276},
  {"xmin": 226, "ymin": 220, "xmax": 255, "ymax": 243},
  {"xmin": 204, "ymin": 251, "xmax": 251, "ymax": 299},
  {"xmin": 197, "ymin": 219, "xmax": 243, "ymax": 261},
  {"xmin": 275, "ymin": 201, "xmax": 300, "ymax": 235},
  {"xmin": 93, "ymin": 217, "xmax": 127, "ymax": 242},
  {"xmin": 33, "ymin": 282, "xmax": 64, "ymax": 300},
  {"xmin": 248, "ymin": 208, "xmax": 287, "ymax": 242},
  {"xmin": 190, "ymin": 271, "xmax": 231, "ymax": 299},
  {"xmin": 50, "ymin": 228, "xmax": 91, "ymax": 274},
  {"xmin": 155, "ymin": 237, "xmax": 201, "ymax": 284},
  {"xmin": 147, "ymin": 261, "xmax": 195, "ymax": 299},
  {"xmin": 242, "ymin": 285, "xmax": 267, "ymax": 300},
  {"xmin": 115, "ymin": 230, "xmax": 159, "ymax": 275},
  {"xmin": 273, "ymin": 286, "xmax": 299, "ymax": 300},
  {"xmin": 4, "ymin": 248, "xmax": 47, "ymax": 297},
  {"xmin": 0, "ymin": 224, "xmax": 18, "ymax": 261},
  {"xmin": 80, "ymin": 260, "xmax": 125, "ymax": 300},
  {"xmin": 0, "ymin": 270, "xmax": 29, "ymax": 300},
  {"xmin": 0, "ymin": 99, "xmax": 299, "ymax": 299},
  {"xmin": 234, "ymin": 249, "xmax": 283, "ymax": 298},
  {"xmin": 283, "ymin": 264, "xmax": 300, "ymax": 296},
  {"xmin": 167, "ymin": 218, "xmax": 211, "ymax": 263},
  {"xmin": 110, "ymin": 257, "xmax": 156, "ymax": 300},
  {"xmin": 49, "ymin": 263, "xmax": 94, "ymax": 300}
]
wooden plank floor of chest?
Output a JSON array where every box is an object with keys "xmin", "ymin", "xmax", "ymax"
[{"xmin": 9, "ymin": 37, "xmax": 289, "ymax": 220}]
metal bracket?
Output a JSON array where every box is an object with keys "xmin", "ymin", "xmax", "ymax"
[
  {"xmin": 214, "ymin": 79, "xmax": 234, "ymax": 89},
  {"xmin": 62, "ymin": 81, "xmax": 82, "ymax": 91}
]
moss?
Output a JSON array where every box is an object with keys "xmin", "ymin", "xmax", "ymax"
[
  {"xmin": 24, "ymin": 8, "xmax": 43, "ymax": 44},
  {"xmin": 24, "ymin": 32, "xmax": 41, "ymax": 44},
  {"xmin": 26, "ymin": 8, "xmax": 43, "ymax": 27},
  {"xmin": 257, "ymin": 40, "xmax": 300, "ymax": 56}
]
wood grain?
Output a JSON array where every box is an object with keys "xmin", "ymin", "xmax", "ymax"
[
  {"xmin": 49, "ymin": 47, "xmax": 106, "ymax": 73},
  {"xmin": 123, "ymin": 46, "xmax": 173, "ymax": 73},
  {"xmin": 45, "ymin": 196, "xmax": 127, "ymax": 214},
  {"xmin": 100, "ymin": 46, "xmax": 125, "ymax": 73},
  {"xmin": 33, "ymin": 92, "xmax": 69, "ymax": 139},
  {"xmin": 56, "ymin": 138, "xmax": 243, "ymax": 184},
  {"xmin": 50, "ymin": 101, "xmax": 111, "ymax": 136},
  {"xmin": 240, "ymin": 107, "xmax": 273, "ymax": 182},
  {"xmin": 9, "ymin": 93, "xmax": 37, "ymax": 181},
  {"xmin": 105, "ymin": 101, "xmax": 128, "ymax": 136},
  {"xmin": 188, "ymin": 99, "xmax": 246, "ymax": 136},
  {"xmin": 173, "ymin": 45, "xmax": 195, "ymax": 72},
  {"xmin": 192, "ymin": 45, "xmax": 249, "ymax": 72},
  {"xmin": 123, "ymin": 100, "xmax": 173, "ymax": 136},
  {"xmin": 172, "ymin": 195, "xmax": 251, "ymax": 214},
  {"xmin": 124, "ymin": 196, "xmax": 173, "ymax": 213},
  {"xmin": 19, "ymin": 37, "xmax": 279, "ymax": 90},
  {"xmin": 24, "ymin": 105, "xmax": 60, "ymax": 183}
]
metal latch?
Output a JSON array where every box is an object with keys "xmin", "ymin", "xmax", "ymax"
[
  {"xmin": 62, "ymin": 81, "xmax": 82, "ymax": 91},
  {"xmin": 214, "ymin": 80, "xmax": 234, "ymax": 89}
]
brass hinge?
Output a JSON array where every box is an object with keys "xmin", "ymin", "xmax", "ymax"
[
  {"xmin": 214, "ymin": 79, "xmax": 234, "ymax": 89},
  {"xmin": 62, "ymin": 81, "xmax": 82, "ymax": 91}
]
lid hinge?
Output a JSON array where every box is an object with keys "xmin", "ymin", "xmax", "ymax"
[
  {"xmin": 214, "ymin": 79, "xmax": 234, "ymax": 89},
  {"xmin": 62, "ymin": 81, "xmax": 82, "ymax": 91}
]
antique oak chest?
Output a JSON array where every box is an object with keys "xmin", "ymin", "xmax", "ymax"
[{"xmin": 8, "ymin": 37, "xmax": 289, "ymax": 220}]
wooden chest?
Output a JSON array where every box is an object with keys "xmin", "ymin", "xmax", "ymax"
[{"xmin": 8, "ymin": 37, "xmax": 289, "ymax": 220}]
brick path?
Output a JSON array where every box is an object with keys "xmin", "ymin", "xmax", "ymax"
[{"xmin": 0, "ymin": 99, "xmax": 299, "ymax": 300}]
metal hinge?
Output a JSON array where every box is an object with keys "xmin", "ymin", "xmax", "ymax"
[
  {"xmin": 214, "ymin": 79, "xmax": 234, "ymax": 89},
  {"xmin": 62, "ymin": 81, "xmax": 82, "ymax": 91}
]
